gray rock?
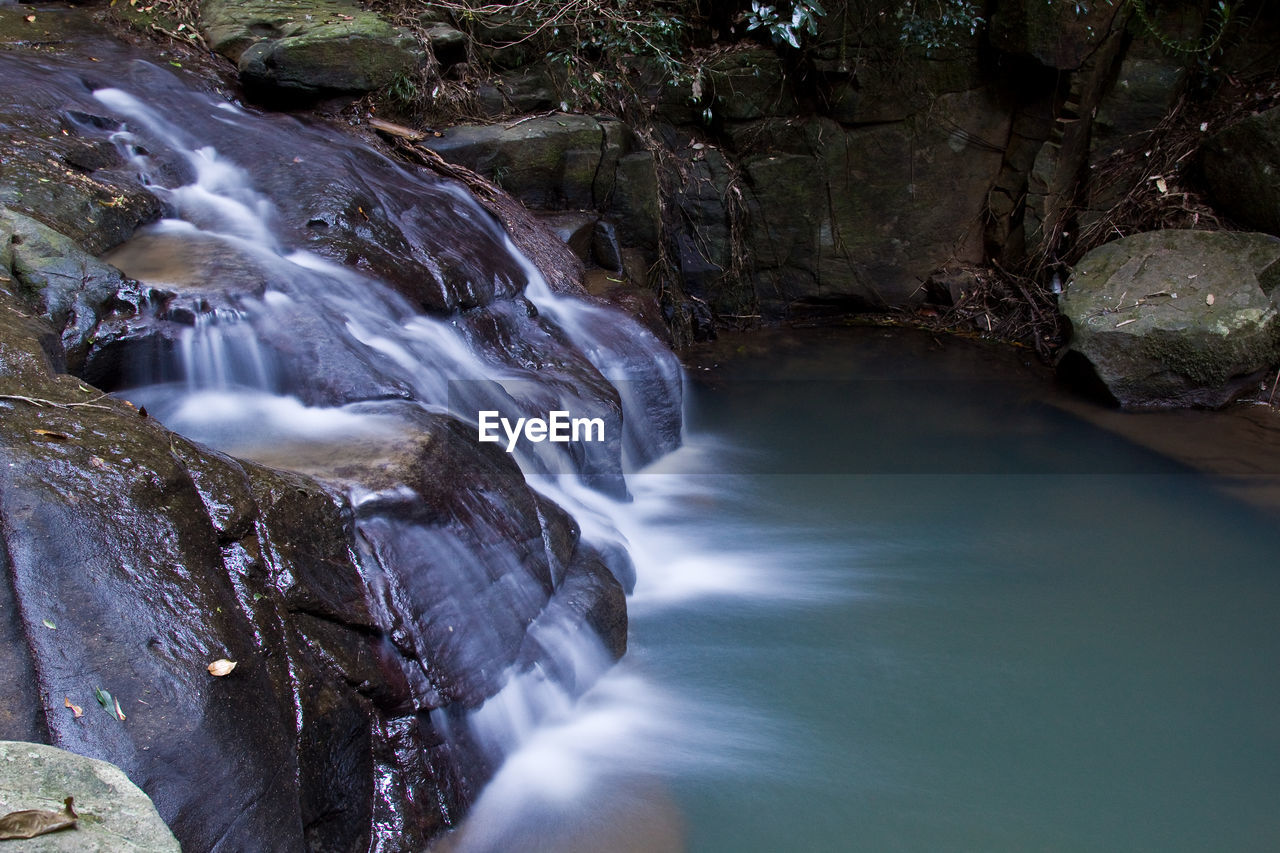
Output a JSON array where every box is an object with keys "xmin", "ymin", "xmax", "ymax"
[
  {"xmin": 1, "ymin": 209, "xmax": 134, "ymax": 375},
  {"xmin": 736, "ymin": 87, "xmax": 1011, "ymax": 312},
  {"xmin": 1058, "ymin": 230, "xmax": 1280, "ymax": 408},
  {"xmin": 1202, "ymin": 106, "xmax": 1280, "ymax": 237},
  {"xmin": 423, "ymin": 115, "xmax": 607, "ymax": 209},
  {"xmin": 199, "ymin": 0, "xmax": 422, "ymax": 97},
  {"xmin": 0, "ymin": 742, "xmax": 180, "ymax": 852}
]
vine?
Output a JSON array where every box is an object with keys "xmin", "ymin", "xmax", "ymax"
[{"xmin": 1126, "ymin": 0, "xmax": 1240, "ymax": 56}]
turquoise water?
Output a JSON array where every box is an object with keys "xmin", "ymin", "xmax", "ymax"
[{"xmin": 623, "ymin": 328, "xmax": 1280, "ymax": 852}]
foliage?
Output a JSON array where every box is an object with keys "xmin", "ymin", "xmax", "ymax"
[
  {"xmin": 893, "ymin": 0, "xmax": 984, "ymax": 53},
  {"xmin": 743, "ymin": 0, "xmax": 826, "ymax": 49},
  {"xmin": 1128, "ymin": 0, "xmax": 1241, "ymax": 57}
]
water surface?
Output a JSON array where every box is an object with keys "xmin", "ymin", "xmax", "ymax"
[{"xmin": 612, "ymin": 327, "xmax": 1280, "ymax": 852}]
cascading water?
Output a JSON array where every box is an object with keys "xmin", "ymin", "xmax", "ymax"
[{"xmin": 69, "ymin": 62, "xmax": 762, "ymax": 852}]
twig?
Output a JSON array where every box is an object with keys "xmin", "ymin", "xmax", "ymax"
[
  {"xmin": 0, "ymin": 393, "xmax": 116, "ymax": 412},
  {"xmin": 1269, "ymin": 366, "xmax": 1280, "ymax": 407}
]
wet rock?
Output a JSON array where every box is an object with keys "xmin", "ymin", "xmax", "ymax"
[
  {"xmin": 200, "ymin": 0, "xmax": 422, "ymax": 99},
  {"xmin": 0, "ymin": 741, "xmax": 180, "ymax": 852},
  {"xmin": 1201, "ymin": 105, "xmax": 1280, "ymax": 237},
  {"xmin": 1, "ymin": 208, "xmax": 136, "ymax": 375},
  {"xmin": 1058, "ymin": 230, "xmax": 1280, "ymax": 408},
  {"xmin": 0, "ymin": 43, "xmax": 159, "ymax": 255}
]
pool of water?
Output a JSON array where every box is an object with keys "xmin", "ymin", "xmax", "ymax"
[{"xmin": 616, "ymin": 327, "xmax": 1280, "ymax": 852}]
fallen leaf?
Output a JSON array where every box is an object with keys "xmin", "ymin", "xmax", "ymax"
[
  {"xmin": 0, "ymin": 797, "xmax": 77, "ymax": 840},
  {"xmin": 1155, "ymin": 177, "xmax": 1167, "ymax": 194},
  {"xmin": 1206, "ymin": 293, "xmax": 1215, "ymax": 306},
  {"xmin": 113, "ymin": 696, "xmax": 126, "ymax": 721},
  {"xmin": 64, "ymin": 697, "xmax": 83, "ymax": 718},
  {"xmin": 41, "ymin": 619, "xmax": 56, "ymax": 630},
  {"xmin": 89, "ymin": 456, "xmax": 106, "ymax": 469},
  {"xmin": 24, "ymin": 14, "xmax": 35, "ymax": 22},
  {"xmin": 207, "ymin": 659, "xmax": 237, "ymax": 677},
  {"xmin": 93, "ymin": 686, "xmax": 113, "ymax": 714},
  {"xmin": 32, "ymin": 429, "xmax": 70, "ymax": 441}
]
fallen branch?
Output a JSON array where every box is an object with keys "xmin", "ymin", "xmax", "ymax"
[{"xmin": 0, "ymin": 393, "xmax": 116, "ymax": 412}]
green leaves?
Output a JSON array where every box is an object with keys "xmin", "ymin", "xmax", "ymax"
[
  {"xmin": 746, "ymin": 1, "xmax": 826, "ymax": 49},
  {"xmin": 93, "ymin": 687, "xmax": 126, "ymax": 720}
]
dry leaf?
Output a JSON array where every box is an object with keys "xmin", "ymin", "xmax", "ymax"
[
  {"xmin": 207, "ymin": 659, "xmax": 237, "ymax": 677},
  {"xmin": 0, "ymin": 797, "xmax": 77, "ymax": 840},
  {"xmin": 32, "ymin": 429, "xmax": 70, "ymax": 441},
  {"xmin": 23, "ymin": 14, "xmax": 35, "ymax": 22},
  {"xmin": 64, "ymin": 696, "xmax": 83, "ymax": 718},
  {"xmin": 1206, "ymin": 293, "xmax": 1215, "ymax": 306},
  {"xmin": 1155, "ymin": 177, "xmax": 1167, "ymax": 194}
]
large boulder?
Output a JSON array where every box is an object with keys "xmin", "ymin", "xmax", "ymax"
[
  {"xmin": 423, "ymin": 116, "xmax": 664, "ymax": 254},
  {"xmin": 1058, "ymin": 230, "xmax": 1280, "ymax": 408},
  {"xmin": 199, "ymin": 0, "xmax": 422, "ymax": 98},
  {"xmin": 0, "ymin": 741, "xmax": 180, "ymax": 851},
  {"xmin": 1201, "ymin": 106, "xmax": 1280, "ymax": 237}
]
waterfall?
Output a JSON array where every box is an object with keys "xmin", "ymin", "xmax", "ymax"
[{"xmin": 82, "ymin": 69, "xmax": 741, "ymax": 850}]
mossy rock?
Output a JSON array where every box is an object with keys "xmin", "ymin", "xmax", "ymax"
[
  {"xmin": 199, "ymin": 0, "xmax": 422, "ymax": 97},
  {"xmin": 1059, "ymin": 229, "xmax": 1280, "ymax": 408},
  {"xmin": 0, "ymin": 741, "xmax": 180, "ymax": 852},
  {"xmin": 1, "ymin": 208, "xmax": 137, "ymax": 374}
]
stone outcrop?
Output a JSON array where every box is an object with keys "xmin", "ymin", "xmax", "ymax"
[
  {"xmin": 0, "ymin": 741, "xmax": 180, "ymax": 851},
  {"xmin": 1058, "ymin": 230, "xmax": 1280, "ymax": 407}
]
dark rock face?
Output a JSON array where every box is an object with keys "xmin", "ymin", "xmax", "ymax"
[
  {"xmin": 0, "ymin": 12, "xmax": 642, "ymax": 853},
  {"xmin": 1058, "ymin": 230, "xmax": 1280, "ymax": 408},
  {"xmin": 988, "ymin": 0, "xmax": 1122, "ymax": 70},
  {"xmin": 1202, "ymin": 106, "xmax": 1280, "ymax": 237},
  {"xmin": 0, "ymin": 209, "xmax": 631, "ymax": 853}
]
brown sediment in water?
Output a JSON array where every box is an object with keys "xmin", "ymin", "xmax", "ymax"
[{"xmin": 687, "ymin": 324, "xmax": 1280, "ymax": 515}]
